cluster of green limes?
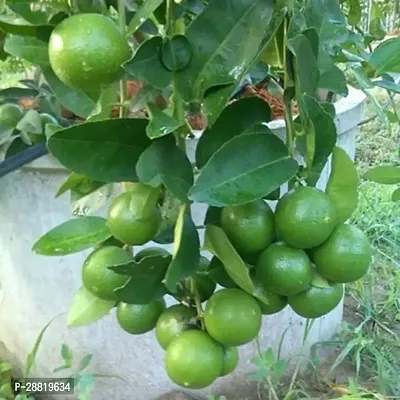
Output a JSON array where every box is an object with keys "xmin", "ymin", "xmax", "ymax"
[
  {"xmin": 221, "ymin": 185, "xmax": 372, "ymax": 319},
  {"xmin": 0, "ymin": 103, "xmax": 58, "ymax": 145}
]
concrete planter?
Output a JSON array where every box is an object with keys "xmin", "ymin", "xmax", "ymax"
[{"xmin": 0, "ymin": 87, "xmax": 365, "ymax": 400}]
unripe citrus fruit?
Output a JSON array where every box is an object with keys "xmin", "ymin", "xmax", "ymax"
[
  {"xmin": 255, "ymin": 242, "xmax": 313, "ymax": 296},
  {"xmin": 116, "ymin": 298, "xmax": 166, "ymax": 334},
  {"xmin": 204, "ymin": 289, "xmax": 262, "ymax": 346},
  {"xmin": 165, "ymin": 330, "xmax": 224, "ymax": 389},
  {"xmin": 48, "ymin": 14, "xmax": 131, "ymax": 90},
  {"xmin": 314, "ymin": 224, "xmax": 372, "ymax": 283},
  {"xmin": 275, "ymin": 186, "xmax": 337, "ymax": 249},
  {"xmin": 155, "ymin": 304, "xmax": 197, "ymax": 349},
  {"xmin": 221, "ymin": 346, "xmax": 239, "ymax": 376},
  {"xmin": 221, "ymin": 199, "xmax": 275, "ymax": 256},
  {"xmin": 0, "ymin": 103, "xmax": 23, "ymax": 127},
  {"xmin": 107, "ymin": 190, "xmax": 162, "ymax": 246},
  {"xmin": 289, "ymin": 277, "xmax": 344, "ymax": 319},
  {"xmin": 82, "ymin": 246, "xmax": 133, "ymax": 301},
  {"xmin": 252, "ymin": 277, "xmax": 288, "ymax": 315},
  {"xmin": 134, "ymin": 247, "xmax": 170, "ymax": 262}
]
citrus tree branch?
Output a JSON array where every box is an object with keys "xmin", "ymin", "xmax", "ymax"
[{"xmin": 118, "ymin": 0, "xmax": 128, "ymax": 118}]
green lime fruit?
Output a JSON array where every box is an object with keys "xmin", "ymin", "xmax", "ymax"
[
  {"xmin": 255, "ymin": 242, "xmax": 313, "ymax": 296},
  {"xmin": 116, "ymin": 298, "xmax": 166, "ymax": 334},
  {"xmin": 134, "ymin": 247, "xmax": 170, "ymax": 262},
  {"xmin": 207, "ymin": 257, "xmax": 238, "ymax": 289},
  {"xmin": 221, "ymin": 346, "xmax": 239, "ymax": 376},
  {"xmin": 221, "ymin": 199, "xmax": 275, "ymax": 256},
  {"xmin": 155, "ymin": 304, "xmax": 197, "ymax": 349},
  {"xmin": 48, "ymin": 13, "xmax": 131, "ymax": 89},
  {"xmin": 204, "ymin": 288, "xmax": 262, "ymax": 347},
  {"xmin": 82, "ymin": 246, "xmax": 133, "ymax": 301},
  {"xmin": 253, "ymin": 277, "xmax": 288, "ymax": 315},
  {"xmin": 165, "ymin": 330, "xmax": 224, "ymax": 389},
  {"xmin": 0, "ymin": 103, "xmax": 24, "ymax": 127},
  {"xmin": 314, "ymin": 224, "xmax": 372, "ymax": 283},
  {"xmin": 275, "ymin": 186, "xmax": 337, "ymax": 249},
  {"xmin": 107, "ymin": 190, "xmax": 162, "ymax": 246},
  {"xmin": 289, "ymin": 277, "xmax": 344, "ymax": 319}
]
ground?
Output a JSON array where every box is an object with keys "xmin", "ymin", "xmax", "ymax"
[{"xmin": 0, "ymin": 59, "xmax": 399, "ymax": 399}]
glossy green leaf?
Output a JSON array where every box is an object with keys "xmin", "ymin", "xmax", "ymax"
[
  {"xmin": 373, "ymin": 79, "xmax": 400, "ymax": 94},
  {"xmin": 56, "ymin": 173, "xmax": 105, "ymax": 199},
  {"xmin": 47, "ymin": 119, "xmax": 151, "ymax": 182},
  {"xmin": 203, "ymin": 224, "xmax": 257, "ymax": 296},
  {"xmin": 129, "ymin": 84, "xmax": 164, "ymax": 112},
  {"xmin": 176, "ymin": 0, "xmax": 275, "ymax": 102},
  {"xmin": 165, "ymin": 206, "xmax": 200, "ymax": 292},
  {"xmin": 195, "ymin": 97, "xmax": 272, "ymax": 168},
  {"xmin": 67, "ymin": 287, "xmax": 116, "ymax": 328},
  {"xmin": 136, "ymin": 136, "xmax": 193, "ymax": 202},
  {"xmin": 146, "ymin": 103, "xmax": 184, "ymax": 139},
  {"xmin": 288, "ymin": 30, "xmax": 319, "ymax": 101},
  {"xmin": 370, "ymin": 37, "xmax": 400, "ymax": 75},
  {"xmin": 0, "ymin": 15, "xmax": 39, "ymax": 36},
  {"xmin": 161, "ymin": 35, "xmax": 193, "ymax": 72},
  {"xmin": 0, "ymin": 87, "xmax": 39, "ymax": 102},
  {"xmin": 111, "ymin": 255, "xmax": 171, "ymax": 304},
  {"xmin": 345, "ymin": 0, "xmax": 362, "ymax": 25},
  {"xmin": 302, "ymin": 96, "xmax": 337, "ymax": 186},
  {"xmin": 41, "ymin": 67, "xmax": 96, "ymax": 119},
  {"xmin": 326, "ymin": 146, "xmax": 359, "ymax": 224},
  {"xmin": 364, "ymin": 166, "xmax": 400, "ymax": 184},
  {"xmin": 319, "ymin": 65, "xmax": 348, "ymax": 96},
  {"xmin": 203, "ymin": 6, "xmax": 286, "ymax": 126},
  {"xmin": 127, "ymin": 0, "xmax": 164, "ymax": 34},
  {"xmin": 7, "ymin": 3, "xmax": 50, "ymax": 25},
  {"xmin": 392, "ymin": 188, "xmax": 400, "ymax": 202},
  {"xmin": 16, "ymin": 109, "xmax": 42, "ymax": 134},
  {"xmin": 4, "ymin": 34, "xmax": 49, "ymax": 65},
  {"xmin": 189, "ymin": 133, "xmax": 299, "ymax": 207},
  {"xmin": 33, "ymin": 217, "xmax": 111, "ymax": 256},
  {"xmin": 203, "ymin": 206, "xmax": 222, "ymax": 227},
  {"xmin": 87, "ymin": 83, "xmax": 118, "ymax": 122},
  {"xmin": 124, "ymin": 36, "xmax": 172, "ymax": 89}
]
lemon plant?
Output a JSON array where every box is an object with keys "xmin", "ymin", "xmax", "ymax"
[{"xmin": 0, "ymin": 0, "xmax": 399, "ymax": 391}]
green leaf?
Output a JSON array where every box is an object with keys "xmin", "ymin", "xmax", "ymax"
[
  {"xmin": 189, "ymin": 133, "xmax": 299, "ymax": 207},
  {"xmin": 195, "ymin": 97, "xmax": 272, "ymax": 168},
  {"xmin": 175, "ymin": 0, "xmax": 275, "ymax": 102},
  {"xmin": 319, "ymin": 65, "xmax": 348, "ymax": 96},
  {"xmin": 165, "ymin": 205, "xmax": 200, "ymax": 292},
  {"xmin": 204, "ymin": 224, "xmax": 257, "ymax": 296},
  {"xmin": 203, "ymin": 206, "xmax": 222, "ymax": 227},
  {"xmin": 311, "ymin": 274, "xmax": 332, "ymax": 289},
  {"xmin": 16, "ymin": 109, "xmax": 43, "ymax": 134},
  {"xmin": 136, "ymin": 135, "xmax": 193, "ymax": 202},
  {"xmin": 41, "ymin": 67, "xmax": 96, "ymax": 119},
  {"xmin": 364, "ymin": 166, "xmax": 400, "ymax": 184},
  {"xmin": 111, "ymin": 254, "xmax": 171, "ymax": 304},
  {"xmin": 124, "ymin": 36, "xmax": 172, "ymax": 89},
  {"xmin": 392, "ymin": 188, "xmax": 400, "ymax": 202},
  {"xmin": 61, "ymin": 344, "xmax": 73, "ymax": 368},
  {"xmin": 47, "ymin": 118, "xmax": 151, "ymax": 182},
  {"xmin": 0, "ymin": 15, "xmax": 40, "ymax": 36},
  {"xmin": 146, "ymin": 103, "xmax": 184, "ymax": 139},
  {"xmin": 24, "ymin": 316, "xmax": 59, "ymax": 379},
  {"xmin": 0, "ymin": 87, "xmax": 39, "ymax": 102},
  {"xmin": 32, "ymin": 217, "xmax": 111, "ymax": 256},
  {"xmin": 326, "ymin": 146, "xmax": 359, "ymax": 224},
  {"xmin": 203, "ymin": 6, "xmax": 286, "ymax": 126},
  {"xmin": 302, "ymin": 96, "xmax": 337, "ymax": 186},
  {"xmin": 78, "ymin": 354, "xmax": 93, "ymax": 372},
  {"xmin": 161, "ymin": 35, "xmax": 193, "ymax": 72},
  {"xmin": 67, "ymin": 287, "xmax": 116, "ymax": 328},
  {"xmin": 370, "ymin": 37, "xmax": 400, "ymax": 75},
  {"xmin": 87, "ymin": 83, "xmax": 118, "ymax": 122},
  {"xmin": 288, "ymin": 30, "xmax": 319, "ymax": 101},
  {"xmin": 56, "ymin": 173, "xmax": 106, "ymax": 199},
  {"xmin": 373, "ymin": 79, "xmax": 400, "ymax": 94},
  {"xmin": 345, "ymin": 0, "xmax": 362, "ymax": 25},
  {"xmin": 129, "ymin": 84, "xmax": 164, "ymax": 112},
  {"xmin": 7, "ymin": 3, "xmax": 50, "ymax": 25},
  {"xmin": 4, "ymin": 34, "xmax": 49, "ymax": 65},
  {"xmin": 127, "ymin": 0, "xmax": 163, "ymax": 34}
]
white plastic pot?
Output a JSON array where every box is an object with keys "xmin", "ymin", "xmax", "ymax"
[{"xmin": 0, "ymin": 86, "xmax": 365, "ymax": 400}]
